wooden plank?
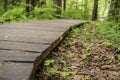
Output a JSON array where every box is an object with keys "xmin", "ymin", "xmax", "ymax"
[
  {"xmin": 0, "ymin": 29, "xmax": 63, "ymax": 36},
  {"xmin": 0, "ymin": 41, "xmax": 50, "ymax": 53},
  {"xmin": 0, "ymin": 50, "xmax": 40, "ymax": 62},
  {"xmin": 0, "ymin": 34, "xmax": 57, "ymax": 44},
  {"xmin": 42, "ymin": 20, "xmax": 86, "ymax": 24},
  {"xmin": 0, "ymin": 24, "xmax": 70, "ymax": 32},
  {"xmin": 0, "ymin": 62, "xmax": 33, "ymax": 80}
]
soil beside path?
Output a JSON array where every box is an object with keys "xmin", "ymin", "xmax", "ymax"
[{"xmin": 36, "ymin": 24, "xmax": 120, "ymax": 80}]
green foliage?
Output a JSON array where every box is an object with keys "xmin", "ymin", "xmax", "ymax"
[
  {"xmin": 108, "ymin": 0, "xmax": 120, "ymax": 22},
  {"xmin": 45, "ymin": 59, "xmax": 76, "ymax": 77},
  {"xmin": 31, "ymin": 5, "xmax": 56, "ymax": 20},
  {"xmin": 68, "ymin": 40, "xmax": 73, "ymax": 46},
  {"xmin": 82, "ymin": 52, "xmax": 91, "ymax": 59},
  {"xmin": 61, "ymin": 71, "xmax": 77, "ymax": 77},
  {"xmin": 0, "ymin": 0, "xmax": 110, "ymax": 21},
  {"xmin": 82, "ymin": 45, "xmax": 91, "ymax": 59},
  {"xmin": 44, "ymin": 59, "xmax": 55, "ymax": 66},
  {"xmin": 48, "ymin": 68, "xmax": 58, "ymax": 73},
  {"xmin": 0, "ymin": 7, "xmax": 4, "ymax": 17},
  {"xmin": 2, "ymin": 7, "xmax": 26, "ymax": 22},
  {"xmin": 48, "ymin": 68, "xmax": 77, "ymax": 77},
  {"xmin": 61, "ymin": 9, "xmax": 82, "ymax": 19},
  {"xmin": 61, "ymin": 8, "xmax": 91, "ymax": 20},
  {"xmin": 71, "ymin": 28, "xmax": 80, "ymax": 37},
  {"xmin": 94, "ymin": 53, "xmax": 100, "ymax": 59},
  {"xmin": 95, "ymin": 21, "xmax": 120, "ymax": 50},
  {"xmin": 61, "ymin": 0, "xmax": 92, "ymax": 20},
  {"xmin": 61, "ymin": 61, "xmax": 70, "ymax": 67},
  {"xmin": 117, "ymin": 54, "xmax": 120, "ymax": 61},
  {"xmin": 84, "ymin": 76, "xmax": 91, "ymax": 80},
  {"xmin": 102, "ymin": 41, "xmax": 112, "ymax": 47},
  {"xmin": 48, "ymin": 67, "xmax": 77, "ymax": 77}
]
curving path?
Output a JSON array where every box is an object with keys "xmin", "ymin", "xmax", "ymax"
[{"xmin": 0, "ymin": 20, "xmax": 87, "ymax": 80}]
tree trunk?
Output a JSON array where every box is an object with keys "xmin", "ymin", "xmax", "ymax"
[
  {"xmin": 40, "ymin": 0, "xmax": 46, "ymax": 7},
  {"xmin": 4, "ymin": 0, "xmax": 8, "ymax": 12},
  {"xmin": 84, "ymin": 0, "xmax": 88, "ymax": 20},
  {"xmin": 92, "ymin": 0, "xmax": 99, "ymax": 21},
  {"xmin": 26, "ymin": 0, "xmax": 30, "ymax": 16},
  {"xmin": 31, "ymin": 0, "xmax": 35, "ymax": 7},
  {"xmin": 63, "ymin": 0, "xmax": 66, "ymax": 10},
  {"xmin": 12, "ymin": 0, "xmax": 15, "ymax": 6},
  {"xmin": 53, "ymin": 0, "xmax": 62, "ymax": 14},
  {"xmin": 108, "ymin": 0, "xmax": 120, "ymax": 22}
]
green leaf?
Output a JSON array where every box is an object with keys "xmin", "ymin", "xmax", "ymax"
[
  {"xmin": 61, "ymin": 71, "xmax": 77, "ymax": 77},
  {"xmin": 48, "ymin": 68, "xmax": 58, "ymax": 73},
  {"xmin": 44, "ymin": 59, "xmax": 55, "ymax": 66},
  {"xmin": 61, "ymin": 72, "xmax": 70, "ymax": 77}
]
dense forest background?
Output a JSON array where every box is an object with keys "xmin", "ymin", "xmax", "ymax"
[{"xmin": 0, "ymin": 0, "xmax": 109, "ymax": 22}]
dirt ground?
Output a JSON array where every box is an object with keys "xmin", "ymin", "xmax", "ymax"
[{"xmin": 35, "ymin": 24, "xmax": 120, "ymax": 80}]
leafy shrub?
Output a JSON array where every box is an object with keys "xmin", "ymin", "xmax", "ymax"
[
  {"xmin": 31, "ymin": 6, "xmax": 55, "ymax": 20},
  {"xmin": 61, "ymin": 8, "xmax": 91, "ymax": 20},
  {"xmin": 95, "ymin": 21, "xmax": 120, "ymax": 50},
  {"xmin": 2, "ymin": 7, "xmax": 27, "ymax": 22}
]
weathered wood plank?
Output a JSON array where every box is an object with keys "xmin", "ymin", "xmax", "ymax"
[
  {"xmin": 0, "ymin": 62, "xmax": 33, "ymax": 80},
  {"xmin": 0, "ymin": 24, "xmax": 70, "ymax": 32},
  {"xmin": 0, "ymin": 50, "xmax": 40, "ymax": 62},
  {"xmin": 0, "ymin": 35, "xmax": 57, "ymax": 44},
  {"xmin": 0, "ymin": 41, "xmax": 50, "ymax": 53},
  {"xmin": 0, "ymin": 29, "xmax": 63, "ymax": 36}
]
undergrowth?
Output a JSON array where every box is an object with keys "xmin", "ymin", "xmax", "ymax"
[
  {"xmin": 36, "ymin": 22, "xmax": 120, "ymax": 80},
  {"xmin": 94, "ymin": 21, "xmax": 120, "ymax": 51}
]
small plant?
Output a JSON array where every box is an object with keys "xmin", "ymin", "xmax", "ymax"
[
  {"xmin": 117, "ymin": 54, "xmax": 120, "ymax": 61},
  {"xmin": 84, "ymin": 76, "xmax": 91, "ymax": 80},
  {"xmin": 48, "ymin": 68, "xmax": 58, "ymax": 73},
  {"xmin": 108, "ymin": 60, "xmax": 113, "ymax": 64},
  {"xmin": 82, "ymin": 46, "xmax": 91, "ymax": 59},
  {"xmin": 61, "ymin": 61, "xmax": 70, "ymax": 67},
  {"xmin": 94, "ymin": 54, "xmax": 100, "ymax": 59},
  {"xmin": 44, "ymin": 59, "xmax": 55, "ymax": 66},
  {"xmin": 68, "ymin": 40, "xmax": 73, "ymax": 46},
  {"xmin": 82, "ymin": 52, "xmax": 91, "ymax": 59},
  {"xmin": 71, "ymin": 28, "xmax": 80, "ymax": 37},
  {"xmin": 102, "ymin": 41, "xmax": 112, "ymax": 47},
  {"xmin": 48, "ymin": 68, "xmax": 77, "ymax": 77},
  {"xmin": 61, "ymin": 71, "xmax": 77, "ymax": 77},
  {"xmin": 2, "ymin": 7, "xmax": 27, "ymax": 22}
]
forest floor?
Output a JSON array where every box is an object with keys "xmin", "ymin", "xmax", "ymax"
[{"xmin": 35, "ymin": 23, "xmax": 120, "ymax": 80}]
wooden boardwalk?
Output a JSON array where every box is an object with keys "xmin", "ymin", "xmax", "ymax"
[{"xmin": 0, "ymin": 20, "xmax": 86, "ymax": 80}]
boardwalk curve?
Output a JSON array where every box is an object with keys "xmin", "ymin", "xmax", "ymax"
[{"xmin": 0, "ymin": 20, "xmax": 87, "ymax": 80}]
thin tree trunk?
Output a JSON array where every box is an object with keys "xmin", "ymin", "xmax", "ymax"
[
  {"xmin": 31, "ymin": 0, "xmax": 35, "ymax": 7},
  {"xmin": 53, "ymin": 0, "xmax": 62, "ymax": 14},
  {"xmin": 40, "ymin": 0, "xmax": 46, "ymax": 7},
  {"xmin": 108, "ymin": 0, "xmax": 120, "ymax": 22},
  {"xmin": 4, "ymin": 0, "xmax": 8, "ymax": 12},
  {"xmin": 92, "ymin": 0, "xmax": 99, "ymax": 21},
  {"xmin": 84, "ymin": 0, "xmax": 88, "ymax": 19},
  {"xmin": 26, "ymin": 0, "xmax": 30, "ymax": 16},
  {"xmin": 12, "ymin": 0, "xmax": 15, "ymax": 6},
  {"xmin": 63, "ymin": 0, "xmax": 66, "ymax": 10}
]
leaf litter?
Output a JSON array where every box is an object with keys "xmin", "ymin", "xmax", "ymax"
[{"xmin": 35, "ymin": 24, "xmax": 120, "ymax": 80}]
